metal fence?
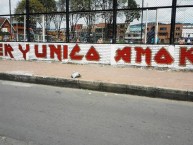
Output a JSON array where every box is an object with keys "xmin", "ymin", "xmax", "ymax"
[{"xmin": 0, "ymin": 0, "xmax": 192, "ymax": 44}]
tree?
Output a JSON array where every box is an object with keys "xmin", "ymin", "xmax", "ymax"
[
  {"xmin": 38, "ymin": 0, "xmax": 57, "ymax": 12},
  {"xmin": 14, "ymin": 0, "xmax": 44, "ymax": 31},
  {"xmin": 120, "ymin": 0, "xmax": 140, "ymax": 30},
  {"xmin": 38, "ymin": 0, "xmax": 57, "ymax": 30},
  {"xmin": 14, "ymin": 0, "xmax": 57, "ymax": 14},
  {"xmin": 14, "ymin": 0, "xmax": 57, "ymax": 33},
  {"xmin": 123, "ymin": 0, "xmax": 140, "ymax": 42},
  {"xmin": 14, "ymin": 0, "xmax": 45, "ymax": 14},
  {"xmin": 68, "ymin": 0, "xmax": 87, "ymax": 41},
  {"xmin": 94, "ymin": 0, "xmax": 140, "ymax": 41},
  {"xmin": 68, "ymin": 0, "xmax": 97, "ymax": 42},
  {"xmin": 93, "ymin": 0, "xmax": 114, "ymax": 41},
  {"xmin": 53, "ymin": 0, "xmax": 66, "ymax": 40}
]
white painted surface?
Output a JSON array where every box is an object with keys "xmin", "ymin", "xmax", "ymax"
[{"xmin": 0, "ymin": 42, "xmax": 193, "ymax": 70}]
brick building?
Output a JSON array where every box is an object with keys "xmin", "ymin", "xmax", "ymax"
[
  {"xmin": 0, "ymin": 17, "xmax": 15, "ymax": 41},
  {"xmin": 146, "ymin": 23, "xmax": 183, "ymax": 44}
]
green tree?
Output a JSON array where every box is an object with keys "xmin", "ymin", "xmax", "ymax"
[
  {"xmin": 65, "ymin": 0, "xmax": 140, "ymax": 42},
  {"xmin": 14, "ymin": 0, "xmax": 57, "ymax": 41},
  {"xmin": 69, "ymin": 0, "xmax": 96, "ymax": 42},
  {"xmin": 69, "ymin": 0, "xmax": 88, "ymax": 41},
  {"xmin": 38, "ymin": 0, "xmax": 57, "ymax": 31},
  {"xmin": 38, "ymin": 0, "xmax": 57, "ymax": 12},
  {"xmin": 53, "ymin": 0, "xmax": 66, "ymax": 40},
  {"xmin": 14, "ymin": 0, "xmax": 57, "ymax": 14},
  {"xmin": 14, "ymin": 0, "xmax": 45, "ymax": 14},
  {"xmin": 95, "ymin": 0, "xmax": 140, "ymax": 41},
  {"xmin": 120, "ymin": 0, "xmax": 140, "ymax": 24},
  {"xmin": 14, "ymin": 0, "xmax": 45, "ymax": 32},
  {"xmin": 94, "ymin": 0, "xmax": 140, "ymax": 23}
]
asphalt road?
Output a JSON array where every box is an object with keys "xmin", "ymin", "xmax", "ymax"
[{"xmin": 0, "ymin": 80, "xmax": 193, "ymax": 145}]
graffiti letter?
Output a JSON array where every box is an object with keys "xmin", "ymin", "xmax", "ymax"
[
  {"xmin": 135, "ymin": 47, "xmax": 151, "ymax": 65},
  {"xmin": 154, "ymin": 47, "xmax": 174, "ymax": 64},
  {"xmin": 63, "ymin": 45, "xmax": 68, "ymax": 59},
  {"xmin": 49, "ymin": 45, "xmax": 62, "ymax": 61},
  {"xmin": 180, "ymin": 47, "xmax": 193, "ymax": 66},
  {"xmin": 85, "ymin": 46, "xmax": 100, "ymax": 61},
  {"xmin": 114, "ymin": 47, "xmax": 131, "ymax": 63},
  {"xmin": 4, "ymin": 44, "xmax": 14, "ymax": 58},
  {"xmin": 35, "ymin": 45, "xmax": 47, "ymax": 58},
  {"xmin": 19, "ymin": 44, "xmax": 30, "ymax": 60},
  {"xmin": 70, "ymin": 44, "xmax": 84, "ymax": 60}
]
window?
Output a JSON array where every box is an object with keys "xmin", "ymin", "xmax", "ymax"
[
  {"xmin": 159, "ymin": 32, "xmax": 167, "ymax": 36},
  {"xmin": 160, "ymin": 27, "xmax": 167, "ymax": 31}
]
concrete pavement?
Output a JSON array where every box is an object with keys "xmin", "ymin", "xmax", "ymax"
[
  {"xmin": 0, "ymin": 60, "xmax": 193, "ymax": 101},
  {"xmin": 1, "ymin": 81, "xmax": 193, "ymax": 145},
  {"xmin": 0, "ymin": 136, "xmax": 38, "ymax": 145}
]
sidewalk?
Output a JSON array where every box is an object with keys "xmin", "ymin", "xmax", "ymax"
[{"xmin": 0, "ymin": 60, "xmax": 193, "ymax": 101}]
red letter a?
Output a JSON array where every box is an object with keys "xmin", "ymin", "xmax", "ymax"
[
  {"xmin": 154, "ymin": 47, "xmax": 174, "ymax": 64},
  {"xmin": 85, "ymin": 46, "xmax": 100, "ymax": 61}
]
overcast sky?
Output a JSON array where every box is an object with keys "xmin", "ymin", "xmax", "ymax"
[
  {"xmin": 0, "ymin": 0, "xmax": 192, "ymax": 13},
  {"xmin": 0, "ymin": 0, "xmax": 192, "ymax": 26},
  {"xmin": 0, "ymin": 0, "xmax": 20, "ymax": 15}
]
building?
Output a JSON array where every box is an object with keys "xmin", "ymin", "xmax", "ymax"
[
  {"xmin": 145, "ymin": 23, "xmax": 184, "ymax": 44},
  {"xmin": 125, "ymin": 23, "xmax": 144, "ymax": 44},
  {"xmin": 156, "ymin": 23, "xmax": 183, "ymax": 44},
  {"xmin": 182, "ymin": 23, "xmax": 193, "ymax": 40},
  {"xmin": 125, "ymin": 23, "xmax": 184, "ymax": 44},
  {"xmin": 11, "ymin": 18, "xmax": 26, "ymax": 41},
  {"xmin": 93, "ymin": 23, "xmax": 127, "ymax": 43},
  {"xmin": 0, "ymin": 17, "xmax": 15, "ymax": 41},
  {"xmin": 0, "ymin": 17, "xmax": 12, "ymax": 33},
  {"xmin": 94, "ymin": 23, "xmax": 106, "ymax": 42}
]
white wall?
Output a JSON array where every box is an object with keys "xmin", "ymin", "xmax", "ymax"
[{"xmin": 0, "ymin": 42, "xmax": 193, "ymax": 70}]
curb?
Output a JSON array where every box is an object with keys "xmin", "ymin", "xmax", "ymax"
[{"xmin": 0, "ymin": 73, "xmax": 192, "ymax": 102}]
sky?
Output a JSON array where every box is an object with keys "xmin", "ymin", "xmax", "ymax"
[
  {"xmin": 0, "ymin": 0, "xmax": 192, "ymax": 13},
  {"xmin": 0, "ymin": 0, "xmax": 192, "ymax": 27},
  {"xmin": 0, "ymin": 0, "xmax": 20, "ymax": 15}
]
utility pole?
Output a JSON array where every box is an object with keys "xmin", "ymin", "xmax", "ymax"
[
  {"xmin": 112, "ymin": 0, "xmax": 117, "ymax": 44},
  {"xmin": 42, "ymin": 15, "xmax": 45, "ymax": 42},
  {"xmin": 155, "ymin": 9, "xmax": 158, "ymax": 44},
  {"xmin": 144, "ymin": 3, "xmax": 148, "ymax": 44},
  {"xmin": 9, "ymin": 0, "xmax": 12, "ymax": 40},
  {"xmin": 24, "ymin": 11, "xmax": 26, "ymax": 41},
  {"xmin": 66, "ymin": 0, "xmax": 69, "ymax": 42},
  {"xmin": 26, "ymin": 0, "xmax": 30, "ymax": 42},
  {"xmin": 170, "ymin": 0, "xmax": 177, "ymax": 44},
  {"xmin": 141, "ymin": 0, "xmax": 144, "ymax": 43}
]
